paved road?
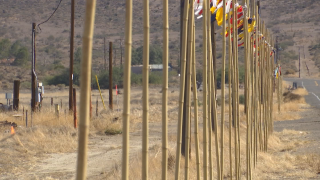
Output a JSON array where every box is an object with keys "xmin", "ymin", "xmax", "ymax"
[
  {"xmin": 275, "ymin": 78, "xmax": 320, "ymax": 156},
  {"xmin": 284, "ymin": 78, "xmax": 320, "ymax": 109}
]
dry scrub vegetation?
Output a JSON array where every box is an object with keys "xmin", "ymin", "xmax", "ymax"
[{"xmin": 0, "ymin": 84, "xmax": 319, "ymax": 179}]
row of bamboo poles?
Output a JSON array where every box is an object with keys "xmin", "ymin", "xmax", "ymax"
[{"xmin": 74, "ymin": 0, "xmax": 282, "ymax": 179}]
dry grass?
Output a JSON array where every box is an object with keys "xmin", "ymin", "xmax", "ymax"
[{"xmin": 0, "ymin": 83, "xmax": 318, "ymax": 179}]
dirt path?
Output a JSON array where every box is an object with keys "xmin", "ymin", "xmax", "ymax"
[{"xmin": 12, "ymin": 121, "xmax": 178, "ymax": 180}]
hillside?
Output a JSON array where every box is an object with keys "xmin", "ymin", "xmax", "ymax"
[{"xmin": 0, "ymin": 0, "xmax": 319, "ymax": 89}]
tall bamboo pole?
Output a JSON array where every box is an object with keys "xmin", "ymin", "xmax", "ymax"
[
  {"xmin": 206, "ymin": 0, "xmax": 214, "ymax": 179},
  {"xmin": 244, "ymin": 0, "xmax": 252, "ymax": 178},
  {"xmin": 207, "ymin": 6, "xmax": 221, "ymax": 180},
  {"xmin": 232, "ymin": 0, "xmax": 239, "ymax": 179},
  {"xmin": 254, "ymin": 4, "xmax": 259, "ymax": 167},
  {"xmin": 75, "ymin": 0, "xmax": 96, "ymax": 179},
  {"xmin": 122, "ymin": 0, "xmax": 133, "ymax": 178},
  {"xmin": 228, "ymin": 10, "xmax": 233, "ymax": 180},
  {"xmin": 202, "ymin": 0, "xmax": 208, "ymax": 178},
  {"xmin": 174, "ymin": 0, "xmax": 189, "ymax": 178},
  {"xmin": 191, "ymin": 23, "xmax": 201, "ymax": 180},
  {"xmin": 185, "ymin": 3, "xmax": 194, "ymax": 179},
  {"xmin": 161, "ymin": 0, "xmax": 169, "ymax": 179},
  {"xmin": 221, "ymin": 0, "xmax": 226, "ymax": 179},
  {"xmin": 142, "ymin": 0, "xmax": 150, "ymax": 178}
]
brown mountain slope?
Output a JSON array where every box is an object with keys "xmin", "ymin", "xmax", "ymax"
[{"xmin": 0, "ymin": 0, "xmax": 319, "ymax": 89}]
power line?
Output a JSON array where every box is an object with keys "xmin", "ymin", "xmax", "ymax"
[{"xmin": 37, "ymin": 0, "xmax": 64, "ymax": 31}]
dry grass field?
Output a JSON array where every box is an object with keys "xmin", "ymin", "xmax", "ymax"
[{"xmin": 1, "ymin": 80, "xmax": 319, "ymax": 179}]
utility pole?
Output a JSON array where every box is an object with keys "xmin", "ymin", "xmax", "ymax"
[
  {"xmin": 104, "ymin": 37, "xmax": 106, "ymax": 70},
  {"xmin": 13, "ymin": 80, "xmax": 20, "ymax": 111},
  {"xmin": 31, "ymin": 23, "xmax": 36, "ymax": 112},
  {"xmin": 69, "ymin": 0, "xmax": 75, "ymax": 112},
  {"xmin": 299, "ymin": 46, "xmax": 301, "ymax": 78},
  {"xmin": 120, "ymin": 37, "xmax": 123, "ymax": 68},
  {"xmin": 109, "ymin": 42, "xmax": 113, "ymax": 110}
]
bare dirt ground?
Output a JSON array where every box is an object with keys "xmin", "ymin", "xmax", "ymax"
[{"xmin": 1, "ymin": 86, "xmax": 320, "ymax": 179}]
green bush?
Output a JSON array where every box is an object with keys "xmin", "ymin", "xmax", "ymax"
[
  {"xmin": 132, "ymin": 45, "xmax": 163, "ymax": 65},
  {"xmin": 239, "ymin": 95, "xmax": 245, "ymax": 104},
  {"xmin": 0, "ymin": 39, "xmax": 29, "ymax": 66},
  {"xmin": 149, "ymin": 72, "xmax": 162, "ymax": 84},
  {"xmin": 216, "ymin": 65, "xmax": 245, "ymax": 84},
  {"xmin": 131, "ymin": 73, "xmax": 142, "ymax": 85}
]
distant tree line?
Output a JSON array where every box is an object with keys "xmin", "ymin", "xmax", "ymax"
[{"xmin": 0, "ymin": 39, "xmax": 29, "ymax": 66}]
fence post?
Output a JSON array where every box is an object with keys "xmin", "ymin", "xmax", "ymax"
[
  {"xmin": 73, "ymin": 88, "xmax": 77, "ymax": 128},
  {"xmin": 55, "ymin": 104, "xmax": 60, "ymax": 118},
  {"xmin": 26, "ymin": 110, "xmax": 28, "ymax": 127}
]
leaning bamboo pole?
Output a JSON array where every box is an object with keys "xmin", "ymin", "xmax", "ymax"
[
  {"xmin": 202, "ymin": 0, "xmax": 208, "ymax": 178},
  {"xmin": 244, "ymin": 0, "xmax": 252, "ymax": 178},
  {"xmin": 122, "ymin": 0, "xmax": 133, "ymax": 178},
  {"xmin": 206, "ymin": 1, "xmax": 214, "ymax": 178},
  {"xmin": 208, "ymin": 12, "xmax": 221, "ymax": 180},
  {"xmin": 235, "ymin": 0, "xmax": 241, "ymax": 179},
  {"xmin": 232, "ymin": 0, "xmax": 239, "ymax": 179},
  {"xmin": 184, "ymin": 3, "xmax": 194, "ymax": 179},
  {"xmin": 220, "ymin": 0, "xmax": 226, "ymax": 179},
  {"xmin": 161, "ymin": 0, "xmax": 169, "ymax": 179},
  {"xmin": 191, "ymin": 23, "xmax": 201, "ymax": 180},
  {"xmin": 142, "ymin": 0, "xmax": 150, "ymax": 178},
  {"xmin": 207, "ymin": 26, "xmax": 213, "ymax": 180},
  {"xmin": 227, "ymin": 10, "xmax": 233, "ymax": 180},
  {"xmin": 75, "ymin": 0, "xmax": 96, "ymax": 179},
  {"xmin": 174, "ymin": 0, "xmax": 189, "ymax": 178}
]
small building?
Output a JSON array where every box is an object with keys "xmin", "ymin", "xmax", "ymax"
[{"xmin": 131, "ymin": 64, "xmax": 172, "ymax": 74}]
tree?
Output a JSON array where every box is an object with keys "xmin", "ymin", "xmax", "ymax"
[
  {"xmin": 131, "ymin": 45, "xmax": 163, "ymax": 65},
  {"xmin": 12, "ymin": 47, "xmax": 29, "ymax": 66},
  {"xmin": 74, "ymin": 47, "xmax": 82, "ymax": 63},
  {"xmin": 0, "ymin": 39, "xmax": 11, "ymax": 59},
  {"xmin": 9, "ymin": 40, "xmax": 21, "ymax": 56}
]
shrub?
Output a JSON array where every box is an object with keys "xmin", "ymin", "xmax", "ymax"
[
  {"xmin": 239, "ymin": 94, "xmax": 245, "ymax": 104},
  {"xmin": 149, "ymin": 72, "xmax": 162, "ymax": 84},
  {"xmin": 285, "ymin": 69, "xmax": 296, "ymax": 75}
]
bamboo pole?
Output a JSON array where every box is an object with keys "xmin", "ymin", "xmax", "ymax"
[
  {"xmin": 234, "ymin": 0, "xmax": 241, "ymax": 179},
  {"xmin": 254, "ymin": 4, "xmax": 259, "ymax": 167},
  {"xmin": 232, "ymin": 0, "xmax": 239, "ymax": 179},
  {"xmin": 244, "ymin": 0, "xmax": 252, "ymax": 178},
  {"xmin": 75, "ymin": 0, "xmax": 96, "ymax": 179},
  {"xmin": 228, "ymin": 10, "xmax": 233, "ymax": 180},
  {"xmin": 206, "ymin": 1, "xmax": 214, "ymax": 179},
  {"xmin": 185, "ymin": 3, "xmax": 194, "ymax": 179},
  {"xmin": 162, "ymin": 0, "xmax": 169, "ymax": 179},
  {"xmin": 207, "ymin": 8, "xmax": 220, "ymax": 180},
  {"xmin": 142, "ymin": 0, "xmax": 150, "ymax": 178},
  {"xmin": 221, "ymin": 0, "xmax": 226, "ymax": 179},
  {"xmin": 122, "ymin": 0, "xmax": 133, "ymax": 178},
  {"xmin": 201, "ymin": 0, "xmax": 208, "ymax": 178},
  {"xmin": 191, "ymin": 23, "xmax": 201, "ymax": 180},
  {"xmin": 174, "ymin": 0, "xmax": 189, "ymax": 178}
]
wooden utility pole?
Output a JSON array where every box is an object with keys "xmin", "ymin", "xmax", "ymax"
[
  {"xmin": 69, "ymin": 0, "xmax": 75, "ymax": 112},
  {"xmin": 13, "ymin": 80, "xmax": 20, "ymax": 111},
  {"xmin": 299, "ymin": 46, "xmax": 301, "ymax": 78},
  {"xmin": 73, "ymin": 88, "xmax": 77, "ymax": 128},
  {"xmin": 120, "ymin": 37, "xmax": 123, "ymax": 68},
  {"xmin": 109, "ymin": 42, "xmax": 113, "ymax": 110},
  {"xmin": 104, "ymin": 37, "xmax": 106, "ymax": 70},
  {"xmin": 31, "ymin": 23, "xmax": 36, "ymax": 112}
]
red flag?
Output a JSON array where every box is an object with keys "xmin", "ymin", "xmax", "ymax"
[{"xmin": 116, "ymin": 84, "xmax": 118, "ymax": 95}]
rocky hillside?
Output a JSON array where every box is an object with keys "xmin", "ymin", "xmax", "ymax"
[{"xmin": 0, "ymin": 0, "xmax": 319, "ymax": 89}]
